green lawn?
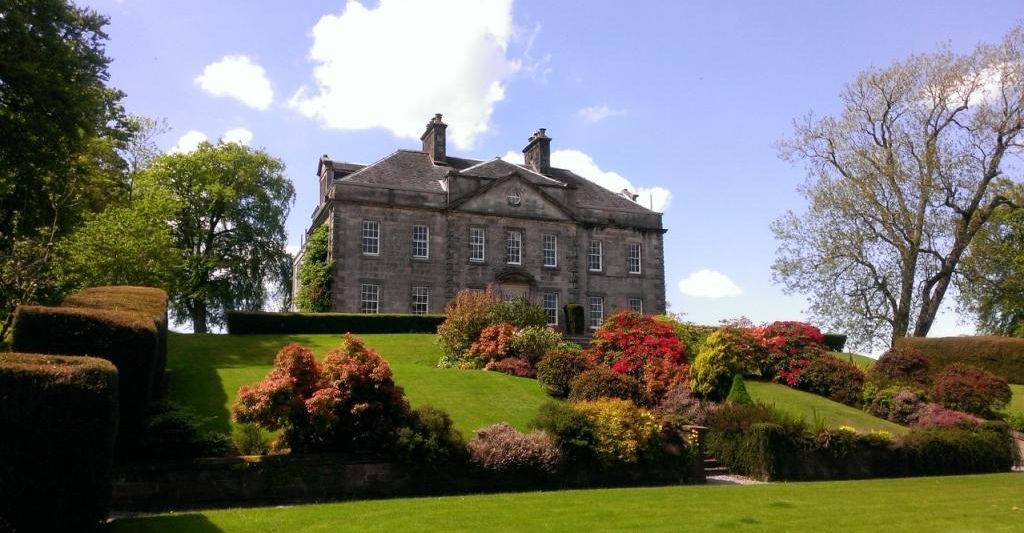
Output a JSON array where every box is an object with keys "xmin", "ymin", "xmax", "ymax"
[
  {"xmin": 111, "ymin": 473, "xmax": 1023, "ymax": 532},
  {"xmin": 167, "ymin": 333, "xmax": 551, "ymax": 436},
  {"xmin": 832, "ymin": 351, "xmax": 876, "ymax": 370},
  {"xmin": 746, "ymin": 380, "xmax": 907, "ymax": 434},
  {"xmin": 1006, "ymin": 384, "xmax": 1024, "ymax": 413}
]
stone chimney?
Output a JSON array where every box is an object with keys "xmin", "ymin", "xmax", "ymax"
[
  {"xmin": 620, "ymin": 189, "xmax": 639, "ymax": 201},
  {"xmin": 421, "ymin": 113, "xmax": 447, "ymax": 164},
  {"xmin": 522, "ymin": 128, "xmax": 551, "ymax": 175}
]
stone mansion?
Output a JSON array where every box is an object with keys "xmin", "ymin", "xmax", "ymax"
[{"xmin": 295, "ymin": 114, "xmax": 666, "ymax": 329}]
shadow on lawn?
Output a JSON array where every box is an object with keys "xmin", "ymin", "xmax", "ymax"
[{"xmin": 111, "ymin": 513, "xmax": 224, "ymax": 533}]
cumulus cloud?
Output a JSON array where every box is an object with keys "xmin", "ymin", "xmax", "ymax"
[
  {"xmin": 502, "ymin": 149, "xmax": 672, "ymax": 212},
  {"xmin": 222, "ymin": 127, "xmax": 254, "ymax": 145},
  {"xmin": 168, "ymin": 130, "xmax": 208, "ymax": 153},
  {"xmin": 288, "ymin": 0, "xmax": 520, "ymax": 149},
  {"xmin": 578, "ymin": 104, "xmax": 625, "ymax": 123},
  {"xmin": 195, "ymin": 55, "xmax": 274, "ymax": 110},
  {"xmin": 678, "ymin": 269, "xmax": 744, "ymax": 299}
]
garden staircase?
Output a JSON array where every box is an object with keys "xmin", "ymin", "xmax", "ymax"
[{"xmin": 702, "ymin": 454, "xmax": 730, "ymax": 478}]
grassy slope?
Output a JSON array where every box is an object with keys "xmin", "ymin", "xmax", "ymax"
[
  {"xmin": 746, "ymin": 380, "xmax": 907, "ymax": 434},
  {"xmin": 112, "ymin": 473, "xmax": 1023, "ymax": 533},
  {"xmin": 167, "ymin": 333, "xmax": 551, "ymax": 436},
  {"xmin": 832, "ymin": 351, "xmax": 876, "ymax": 370},
  {"xmin": 1006, "ymin": 384, "xmax": 1024, "ymax": 413}
]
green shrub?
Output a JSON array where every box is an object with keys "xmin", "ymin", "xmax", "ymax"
[
  {"xmin": 137, "ymin": 401, "xmax": 231, "ymax": 459},
  {"xmin": 568, "ymin": 367, "xmax": 644, "ymax": 404},
  {"xmin": 295, "ymin": 224, "xmax": 334, "ymax": 312},
  {"xmin": 573, "ymin": 399, "xmax": 661, "ymax": 465},
  {"xmin": 0, "ymin": 353, "xmax": 118, "ymax": 532},
  {"xmin": 862, "ymin": 383, "xmax": 927, "ymax": 425},
  {"xmin": 395, "ymin": 406, "xmax": 468, "ymax": 464},
  {"xmin": 901, "ymin": 424, "xmax": 1016, "ymax": 475},
  {"xmin": 536, "ymin": 345, "xmax": 592, "ymax": 398},
  {"xmin": 726, "ymin": 374, "xmax": 753, "ymax": 405},
  {"xmin": 797, "ymin": 356, "xmax": 865, "ymax": 406},
  {"xmin": 895, "ymin": 335, "xmax": 1024, "ymax": 384},
  {"xmin": 62, "ymin": 285, "xmax": 170, "ymax": 395},
  {"xmin": 690, "ymin": 327, "xmax": 760, "ymax": 399},
  {"xmin": 510, "ymin": 326, "xmax": 563, "ymax": 365},
  {"xmin": 227, "ymin": 311, "xmax": 445, "ymax": 335},
  {"xmin": 491, "ymin": 297, "xmax": 548, "ymax": 329},
  {"xmin": 1003, "ymin": 411, "xmax": 1024, "ymax": 432},
  {"xmin": 232, "ymin": 423, "xmax": 271, "ymax": 456},
  {"xmin": 11, "ymin": 304, "xmax": 158, "ymax": 440},
  {"xmin": 823, "ymin": 333, "xmax": 848, "ymax": 352},
  {"xmin": 437, "ymin": 288, "xmax": 502, "ymax": 361},
  {"xmin": 529, "ymin": 402, "xmax": 598, "ymax": 464},
  {"xmin": 563, "ymin": 304, "xmax": 585, "ymax": 335}
]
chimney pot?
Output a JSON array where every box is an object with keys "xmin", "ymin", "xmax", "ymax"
[{"xmin": 522, "ymin": 127, "xmax": 551, "ymax": 175}]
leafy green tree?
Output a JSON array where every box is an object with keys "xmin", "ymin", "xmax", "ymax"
[
  {"xmin": 959, "ymin": 188, "xmax": 1024, "ymax": 337},
  {"xmin": 295, "ymin": 224, "xmax": 333, "ymax": 312},
  {"xmin": 773, "ymin": 26, "xmax": 1024, "ymax": 349},
  {"xmin": 58, "ymin": 186, "xmax": 182, "ymax": 293},
  {"xmin": 140, "ymin": 142, "xmax": 295, "ymax": 332},
  {"xmin": 0, "ymin": 0, "xmax": 131, "ymax": 335}
]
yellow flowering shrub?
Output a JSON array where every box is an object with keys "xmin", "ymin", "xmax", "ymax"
[{"xmin": 573, "ymin": 398, "xmax": 660, "ymax": 464}]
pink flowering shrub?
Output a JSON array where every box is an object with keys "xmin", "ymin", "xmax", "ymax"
[
  {"xmin": 468, "ymin": 423, "xmax": 561, "ymax": 472},
  {"xmin": 484, "ymin": 357, "xmax": 536, "ymax": 378},
  {"xmin": 233, "ymin": 335, "xmax": 410, "ymax": 453},
  {"xmin": 468, "ymin": 323, "xmax": 520, "ymax": 363},
  {"xmin": 913, "ymin": 403, "xmax": 983, "ymax": 429}
]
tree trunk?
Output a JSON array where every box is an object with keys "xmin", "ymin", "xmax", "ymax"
[{"xmin": 190, "ymin": 300, "xmax": 208, "ymax": 334}]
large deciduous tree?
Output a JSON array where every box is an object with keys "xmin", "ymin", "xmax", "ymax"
[
  {"xmin": 0, "ymin": 0, "xmax": 131, "ymax": 335},
  {"xmin": 140, "ymin": 142, "xmax": 295, "ymax": 333},
  {"xmin": 773, "ymin": 27, "xmax": 1024, "ymax": 349},
  {"xmin": 958, "ymin": 182, "xmax": 1024, "ymax": 337}
]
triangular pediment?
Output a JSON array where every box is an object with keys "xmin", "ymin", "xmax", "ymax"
[
  {"xmin": 450, "ymin": 173, "xmax": 575, "ymax": 221},
  {"xmin": 461, "ymin": 158, "xmax": 565, "ymax": 187}
]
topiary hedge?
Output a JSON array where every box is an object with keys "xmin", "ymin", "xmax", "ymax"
[
  {"xmin": 226, "ymin": 311, "xmax": 445, "ymax": 334},
  {"xmin": 895, "ymin": 336, "xmax": 1024, "ymax": 384},
  {"xmin": 823, "ymin": 333, "xmax": 848, "ymax": 352},
  {"xmin": 563, "ymin": 304, "xmax": 585, "ymax": 335},
  {"xmin": 11, "ymin": 304, "xmax": 158, "ymax": 440},
  {"xmin": 62, "ymin": 286, "xmax": 169, "ymax": 395},
  {"xmin": 0, "ymin": 353, "xmax": 118, "ymax": 532}
]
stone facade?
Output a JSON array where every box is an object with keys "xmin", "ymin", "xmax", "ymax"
[{"xmin": 297, "ymin": 114, "xmax": 666, "ymax": 328}]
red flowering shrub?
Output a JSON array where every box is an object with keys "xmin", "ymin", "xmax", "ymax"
[
  {"xmin": 754, "ymin": 321, "xmax": 826, "ymax": 378},
  {"xmin": 870, "ymin": 347, "xmax": 932, "ymax": 387},
  {"xmin": 568, "ymin": 367, "xmax": 644, "ymax": 404},
  {"xmin": 913, "ymin": 403, "xmax": 983, "ymax": 428},
  {"xmin": 233, "ymin": 335, "xmax": 411, "ymax": 453},
  {"xmin": 931, "ymin": 363, "xmax": 1011, "ymax": 416},
  {"xmin": 584, "ymin": 310, "xmax": 686, "ymax": 404},
  {"xmin": 484, "ymin": 357, "xmax": 536, "ymax": 378},
  {"xmin": 468, "ymin": 323, "xmax": 519, "ymax": 363},
  {"xmin": 795, "ymin": 355, "xmax": 865, "ymax": 406},
  {"xmin": 468, "ymin": 423, "xmax": 561, "ymax": 472}
]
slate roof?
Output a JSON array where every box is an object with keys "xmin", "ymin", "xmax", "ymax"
[{"xmin": 328, "ymin": 150, "xmax": 657, "ymax": 215}]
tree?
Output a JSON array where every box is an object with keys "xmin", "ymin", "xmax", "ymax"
[
  {"xmin": 140, "ymin": 141, "xmax": 295, "ymax": 333},
  {"xmin": 959, "ymin": 184, "xmax": 1024, "ymax": 336},
  {"xmin": 773, "ymin": 27, "xmax": 1024, "ymax": 349},
  {"xmin": 295, "ymin": 223, "xmax": 333, "ymax": 312},
  {"xmin": 0, "ymin": 0, "xmax": 131, "ymax": 335}
]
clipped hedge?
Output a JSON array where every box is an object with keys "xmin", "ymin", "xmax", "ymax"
[
  {"xmin": 0, "ymin": 353, "xmax": 118, "ymax": 532},
  {"xmin": 226, "ymin": 311, "xmax": 445, "ymax": 334},
  {"xmin": 895, "ymin": 336, "xmax": 1024, "ymax": 384},
  {"xmin": 63, "ymin": 286, "xmax": 169, "ymax": 395},
  {"xmin": 11, "ymin": 305, "xmax": 158, "ymax": 439},
  {"xmin": 823, "ymin": 333, "xmax": 848, "ymax": 352}
]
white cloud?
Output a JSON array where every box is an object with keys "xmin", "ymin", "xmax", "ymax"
[
  {"xmin": 168, "ymin": 130, "xmax": 208, "ymax": 153},
  {"xmin": 502, "ymin": 149, "xmax": 672, "ymax": 212},
  {"xmin": 222, "ymin": 127, "xmax": 253, "ymax": 145},
  {"xmin": 578, "ymin": 104, "xmax": 625, "ymax": 123},
  {"xmin": 678, "ymin": 269, "xmax": 743, "ymax": 299},
  {"xmin": 195, "ymin": 55, "xmax": 274, "ymax": 110},
  {"xmin": 288, "ymin": 0, "xmax": 520, "ymax": 149}
]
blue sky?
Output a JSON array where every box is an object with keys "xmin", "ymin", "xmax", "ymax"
[{"xmin": 86, "ymin": 0, "xmax": 1024, "ymax": 339}]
